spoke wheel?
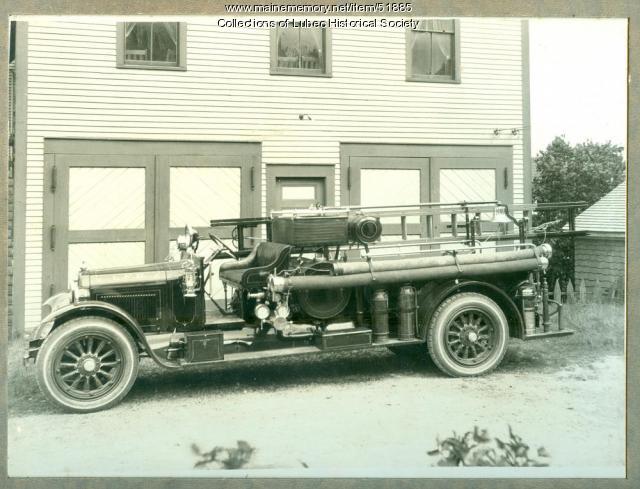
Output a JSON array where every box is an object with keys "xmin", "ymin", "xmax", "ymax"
[
  {"xmin": 36, "ymin": 317, "xmax": 139, "ymax": 413},
  {"xmin": 427, "ymin": 292, "xmax": 508, "ymax": 377}
]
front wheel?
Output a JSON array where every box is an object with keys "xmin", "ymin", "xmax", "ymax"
[
  {"xmin": 426, "ymin": 292, "xmax": 509, "ymax": 377},
  {"xmin": 36, "ymin": 316, "xmax": 139, "ymax": 413}
]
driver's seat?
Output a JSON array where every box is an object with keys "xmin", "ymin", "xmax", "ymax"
[{"xmin": 218, "ymin": 242, "xmax": 293, "ymax": 290}]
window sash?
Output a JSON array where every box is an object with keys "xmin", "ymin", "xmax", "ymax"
[
  {"xmin": 124, "ymin": 22, "xmax": 180, "ymax": 67},
  {"xmin": 272, "ymin": 27, "xmax": 330, "ymax": 76},
  {"xmin": 407, "ymin": 19, "xmax": 459, "ymax": 82}
]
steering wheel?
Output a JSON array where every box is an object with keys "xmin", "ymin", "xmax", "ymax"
[{"xmin": 209, "ymin": 232, "xmax": 240, "ymax": 260}]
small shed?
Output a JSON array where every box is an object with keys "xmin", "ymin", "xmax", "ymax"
[{"xmin": 573, "ymin": 182, "xmax": 625, "ymax": 298}]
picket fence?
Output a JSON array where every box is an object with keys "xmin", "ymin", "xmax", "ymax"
[{"xmin": 551, "ymin": 276, "xmax": 625, "ymax": 305}]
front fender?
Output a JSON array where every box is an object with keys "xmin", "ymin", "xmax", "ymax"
[
  {"xmin": 28, "ymin": 301, "xmax": 181, "ymax": 369},
  {"xmin": 34, "ymin": 300, "xmax": 144, "ymax": 342}
]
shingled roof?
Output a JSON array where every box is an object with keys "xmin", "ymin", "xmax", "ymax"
[{"xmin": 574, "ymin": 182, "xmax": 626, "ymax": 234}]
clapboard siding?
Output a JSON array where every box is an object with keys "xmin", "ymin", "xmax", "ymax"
[
  {"xmin": 23, "ymin": 18, "xmax": 526, "ymax": 329},
  {"xmin": 575, "ymin": 237, "xmax": 625, "ymax": 292}
]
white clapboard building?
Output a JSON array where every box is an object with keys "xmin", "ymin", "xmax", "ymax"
[{"xmin": 10, "ymin": 17, "xmax": 532, "ymax": 334}]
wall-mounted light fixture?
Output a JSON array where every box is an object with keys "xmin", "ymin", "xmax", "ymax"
[
  {"xmin": 298, "ymin": 114, "xmax": 312, "ymax": 120},
  {"xmin": 493, "ymin": 127, "xmax": 526, "ymax": 136}
]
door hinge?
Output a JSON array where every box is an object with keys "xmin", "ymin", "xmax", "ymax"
[
  {"xmin": 347, "ymin": 167, "xmax": 352, "ymax": 190},
  {"xmin": 51, "ymin": 165, "xmax": 57, "ymax": 193},
  {"xmin": 250, "ymin": 166, "xmax": 255, "ymax": 191},
  {"xmin": 49, "ymin": 283, "xmax": 55, "ymax": 298},
  {"xmin": 50, "ymin": 225, "xmax": 56, "ymax": 251},
  {"xmin": 503, "ymin": 167, "xmax": 509, "ymax": 189}
]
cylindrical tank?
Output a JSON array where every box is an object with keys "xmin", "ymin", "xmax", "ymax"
[
  {"xmin": 521, "ymin": 286, "xmax": 537, "ymax": 336},
  {"xmin": 371, "ymin": 289, "xmax": 389, "ymax": 343},
  {"xmin": 398, "ymin": 285, "xmax": 417, "ymax": 340}
]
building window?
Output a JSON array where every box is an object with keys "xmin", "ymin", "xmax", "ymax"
[
  {"xmin": 406, "ymin": 19, "xmax": 460, "ymax": 83},
  {"xmin": 271, "ymin": 27, "xmax": 332, "ymax": 77},
  {"xmin": 116, "ymin": 22, "xmax": 187, "ymax": 70}
]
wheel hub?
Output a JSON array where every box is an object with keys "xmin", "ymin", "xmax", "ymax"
[
  {"xmin": 460, "ymin": 325, "xmax": 479, "ymax": 346},
  {"xmin": 78, "ymin": 355, "xmax": 101, "ymax": 375}
]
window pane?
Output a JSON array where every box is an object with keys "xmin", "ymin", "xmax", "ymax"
[
  {"xmin": 125, "ymin": 22, "xmax": 151, "ymax": 61},
  {"xmin": 151, "ymin": 22, "xmax": 178, "ymax": 63},
  {"xmin": 299, "ymin": 28, "xmax": 323, "ymax": 70},
  {"xmin": 361, "ymin": 169, "xmax": 420, "ymax": 224},
  {"xmin": 440, "ymin": 169, "xmax": 496, "ymax": 220},
  {"xmin": 281, "ymin": 185, "xmax": 316, "ymax": 200},
  {"xmin": 432, "ymin": 33, "xmax": 453, "ymax": 76},
  {"xmin": 69, "ymin": 167, "xmax": 145, "ymax": 230},
  {"xmin": 170, "ymin": 167, "xmax": 241, "ymax": 227},
  {"xmin": 277, "ymin": 28, "xmax": 300, "ymax": 68},
  {"xmin": 411, "ymin": 32, "xmax": 431, "ymax": 76}
]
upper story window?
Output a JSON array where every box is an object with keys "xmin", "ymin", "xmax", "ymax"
[
  {"xmin": 270, "ymin": 27, "xmax": 332, "ymax": 77},
  {"xmin": 116, "ymin": 22, "xmax": 187, "ymax": 70},
  {"xmin": 406, "ymin": 19, "xmax": 460, "ymax": 83}
]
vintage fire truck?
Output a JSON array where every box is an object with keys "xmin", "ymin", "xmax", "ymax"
[{"xmin": 24, "ymin": 200, "xmax": 583, "ymax": 412}]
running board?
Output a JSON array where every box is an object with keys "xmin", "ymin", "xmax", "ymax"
[{"xmin": 523, "ymin": 329, "xmax": 575, "ymax": 341}]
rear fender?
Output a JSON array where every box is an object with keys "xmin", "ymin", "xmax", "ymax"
[{"xmin": 417, "ymin": 280, "xmax": 524, "ymax": 340}]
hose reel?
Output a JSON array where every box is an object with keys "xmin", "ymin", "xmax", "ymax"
[{"xmin": 294, "ymin": 262, "xmax": 352, "ymax": 320}]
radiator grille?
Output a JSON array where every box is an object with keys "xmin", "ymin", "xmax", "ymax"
[{"xmin": 96, "ymin": 291, "xmax": 161, "ymax": 322}]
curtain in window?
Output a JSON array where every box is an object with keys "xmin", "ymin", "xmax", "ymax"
[
  {"xmin": 277, "ymin": 27, "xmax": 324, "ymax": 70},
  {"xmin": 162, "ymin": 22, "xmax": 177, "ymax": 44},
  {"xmin": 299, "ymin": 28, "xmax": 323, "ymax": 69},
  {"xmin": 124, "ymin": 22, "xmax": 178, "ymax": 63},
  {"xmin": 154, "ymin": 23, "xmax": 178, "ymax": 62},
  {"xmin": 410, "ymin": 19, "xmax": 455, "ymax": 77},
  {"xmin": 410, "ymin": 33, "xmax": 431, "ymax": 75},
  {"xmin": 432, "ymin": 33, "xmax": 452, "ymax": 76},
  {"xmin": 125, "ymin": 23, "xmax": 150, "ymax": 60}
]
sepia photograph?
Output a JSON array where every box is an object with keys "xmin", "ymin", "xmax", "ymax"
[{"xmin": 3, "ymin": 5, "xmax": 630, "ymax": 482}]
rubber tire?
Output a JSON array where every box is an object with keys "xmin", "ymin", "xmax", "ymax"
[
  {"xmin": 36, "ymin": 316, "xmax": 139, "ymax": 413},
  {"xmin": 426, "ymin": 292, "xmax": 509, "ymax": 377}
]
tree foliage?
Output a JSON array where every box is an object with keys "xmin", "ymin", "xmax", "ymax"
[
  {"xmin": 533, "ymin": 137, "xmax": 625, "ymax": 207},
  {"xmin": 531, "ymin": 137, "xmax": 625, "ymax": 283}
]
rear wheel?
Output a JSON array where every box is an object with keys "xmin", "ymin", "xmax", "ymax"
[
  {"xmin": 427, "ymin": 292, "xmax": 509, "ymax": 377},
  {"xmin": 36, "ymin": 316, "xmax": 139, "ymax": 413}
]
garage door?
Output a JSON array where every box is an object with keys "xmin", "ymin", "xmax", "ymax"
[{"xmin": 43, "ymin": 142, "xmax": 259, "ymax": 299}]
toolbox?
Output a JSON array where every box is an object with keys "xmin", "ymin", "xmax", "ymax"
[
  {"xmin": 184, "ymin": 330, "xmax": 224, "ymax": 363},
  {"xmin": 315, "ymin": 327, "xmax": 372, "ymax": 350}
]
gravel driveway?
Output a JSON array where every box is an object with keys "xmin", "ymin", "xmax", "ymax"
[{"xmin": 8, "ymin": 346, "xmax": 625, "ymax": 478}]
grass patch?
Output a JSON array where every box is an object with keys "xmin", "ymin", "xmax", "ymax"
[
  {"xmin": 6, "ymin": 339, "xmax": 52, "ymax": 416},
  {"xmin": 503, "ymin": 302, "xmax": 624, "ymax": 371}
]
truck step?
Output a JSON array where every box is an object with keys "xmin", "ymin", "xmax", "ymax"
[{"xmin": 523, "ymin": 329, "xmax": 575, "ymax": 341}]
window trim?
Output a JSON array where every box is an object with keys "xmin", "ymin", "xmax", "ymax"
[
  {"xmin": 116, "ymin": 22, "xmax": 187, "ymax": 71},
  {"xmin": 270, "ymin": 27, "xmax": 332, "ymax": 77},
  {"xmin": 405, "ymin": 19, "xmax": 461, "ymax": 84}
]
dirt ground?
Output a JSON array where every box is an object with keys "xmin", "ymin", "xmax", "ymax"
[{"xmin": 7, "ymin": 339, "xmax": 625, "ymax": 478}]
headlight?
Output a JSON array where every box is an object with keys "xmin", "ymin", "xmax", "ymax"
[
  {"xmin": 42, "ymin": 291, "xmax": 72, "ymax": 316},
  {"xmin": 254, "ymin": 303, "xmax": 271, "ymax": 320}
]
